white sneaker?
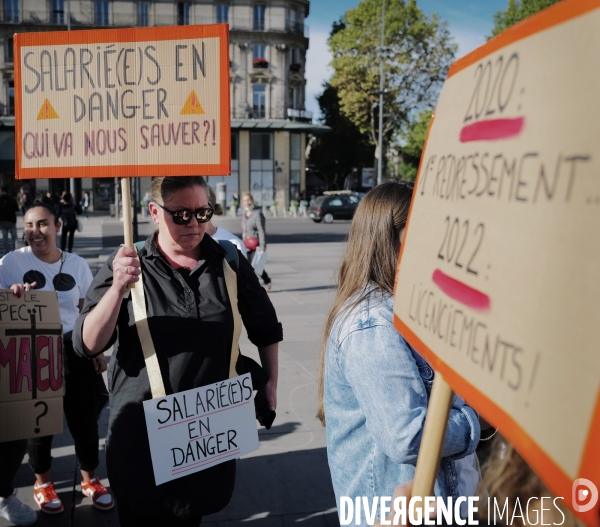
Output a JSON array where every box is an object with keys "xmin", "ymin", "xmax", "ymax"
[{"xmin": 0, "ymin": 491, "xmax": 37, "ymax": 526}]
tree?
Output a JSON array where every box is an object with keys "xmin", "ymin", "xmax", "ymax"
[
  {"xmin": 328, "ymin": 0, "xmax": 456, "ymax": 174},
  {"xmin": 308, "ymin": 83, "xmax": 375, "ymax": 190},
  {"xmin": 491, "ymin": 0, "xmax": 561, "ymax": 36},
  {"xmin": 396, "ymin": 108, "xmax": 432, "ymax": 181}
]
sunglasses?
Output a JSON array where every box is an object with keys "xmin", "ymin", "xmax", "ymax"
[{"xmin": 156, "ymin": 202, "xmax": 214, "ymax": 225}]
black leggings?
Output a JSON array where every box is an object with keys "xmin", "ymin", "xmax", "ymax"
[
  {"xmin": 28, "ymin": 341, "xmax": 107, "ymax": 474},
  {"xmin": 61, "ymin": 225, "xmax": 76, "ymax": 252},
  {"xmin": 117, "ymin": 505, "xmax": 202, "ymax": 527},
  {"xmin": 0, "ymin": 439, "xmax": 27, "ymax": 497},
  {"xmin": 247, "ymin": 249, "xmax": 271, "ymax": 285}
]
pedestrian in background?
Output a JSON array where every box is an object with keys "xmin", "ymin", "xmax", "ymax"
[
  {"xmin": 0, "ymin": 186, "xmax": 18, "ymax": 255},
  {"xmin": 0, "ymin": 196, "xmax": 113, "ymax": 516},
  {"xmin": 82, "ymin": 191, "xmax": 90, "ymax": 219},
  {"xmin": 17, "ymin": 187, "xmax": 29, "ymax": 217},
  {"xmin": 318, "ymin": 182, "xmax": 483, "ymax": 526},
  {"xmin": 206, "ymin": 185, "xmax": 247, "ymax": 258},
  {"xmin": 241, "ymin": 192, "xmax": 272, "ymax": 291},
  {"xmin": 59, "ymin": 193, "xmax": 78, "ymax": 253}
]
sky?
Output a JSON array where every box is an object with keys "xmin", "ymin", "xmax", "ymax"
[{"xmin": 305, "ymin": 0, "xmax": 508, "ymax": 118}]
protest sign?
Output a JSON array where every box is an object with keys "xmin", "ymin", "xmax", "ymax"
[
  {"xmin": 393, "ymin": 1, "xmax": 600, "ymax": 523},
  {"xmin": 143, "ymin": 373, "xmax": 259, "ymax": 485},
  {"xmin": 14, "ymin": 24, "xmax": 230, "ymax": 180},
  {"xmin": 0, "ymin": 290, "xmax": 64, "ymax": 442}
]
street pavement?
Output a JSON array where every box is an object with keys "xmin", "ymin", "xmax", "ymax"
[{"xmin": 1, "ymin": 212, "xmax": 350, "ymax": 527}]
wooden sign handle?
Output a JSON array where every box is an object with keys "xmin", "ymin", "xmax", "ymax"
[
  {"xmin": 121, "ymin": 178, "xmax": 133, "ymax": 247},
  {"xmin": 120, "ymin": 178, "xmax": 136, "ymax": 290},
  {"xmin": 412, "ymin": 373, "xmax": 454, "ymax": 500}
]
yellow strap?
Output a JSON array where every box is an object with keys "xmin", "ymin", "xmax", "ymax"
[
  {"xmin": 223, "ymin": 259, "xmax": 243, "ymax": 379},
  {"xmin": 131, "ymin": 253, "xmax": 243, "ymax": 399},
  {"xmin": 130, "ymin": 258, "xmax": 167, "ymax": 399}
]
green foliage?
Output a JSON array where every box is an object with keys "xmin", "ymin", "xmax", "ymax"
[
  {"xmin": 328, "ymin": 0, "xmax": 456, "ymax": 151},
  {"xmin": 396, "ymin": 109, "xmax": 432, "ymax": 181},
  {"xmin": 398, "ymin": 162, "xmax": 418, "ymax": 181},
  {"xmin": 308, "ymin": 83, "xmax": 375, "ymax": 189},
  {"xmin": 491, "ymin": 0, "xmax": 561, "ymax": 36}
]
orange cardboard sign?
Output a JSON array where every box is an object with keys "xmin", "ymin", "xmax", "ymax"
[
  {"xmin": 14, "ymin": 25, "xmax": 230, "ymax": 179},
  {"xmin": 393, "ymin": 1, "xmax": 600, "ymax": 525}
]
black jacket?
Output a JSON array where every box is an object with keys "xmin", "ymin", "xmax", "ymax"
[
  {"xmin": 0, "ymin": 194, "xmax": 18, "ymax": 223},
  {"xmin": 73, "ymin": 234, "xmax": 283, "ymax": 519}
]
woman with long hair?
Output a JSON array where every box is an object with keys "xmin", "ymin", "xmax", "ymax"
[{"xmin": 318, "ymin": 182, "xmax": 482, "ymax": 525}]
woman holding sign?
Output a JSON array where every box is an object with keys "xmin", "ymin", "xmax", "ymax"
[
  {"xmin": 0, "ymin": 197, "xmax": 113, "ymax": 516},
  {"xmin": 73, "ymin": 176, "xmax": 282, "ymax": 527},
  {"xmin": 317, "ymin": 182, "xmax": 482, "ymax": 524}
]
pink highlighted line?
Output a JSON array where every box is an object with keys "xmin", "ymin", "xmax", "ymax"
[
  {"xmin": 459, "ymin": 117, "xmax": 524, "ymax": 142},
  {"xmin": 432, "ymin": 269, "xmax": 490, "ymax": 312}
]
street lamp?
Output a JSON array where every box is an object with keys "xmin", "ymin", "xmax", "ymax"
[
  {"xmin": 377, "ymin": 0, "xmax": 385, "ymax": 186},
  {"xmin": 68, "ymin": 0, "xmax": 76, "ymax": 198}
]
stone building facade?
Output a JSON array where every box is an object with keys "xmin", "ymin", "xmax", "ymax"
[{"xmin": 0, "ymin": 0, "xmax": 328, "ymax": 210}]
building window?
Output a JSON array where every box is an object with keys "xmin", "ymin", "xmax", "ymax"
[
  {"xmin": 253, "ymin": 45, "xmax": 265, "ymax": 61},
  {"xmin": 51, "ymin": 0, "xmax": 65, "ymax": 24},
  {"xmin": 250, "ymin": 132, "xmax": 274, "ymax": 206},
  {"xmin": 5, "ymin": 38, "xmax": 14, "ymax": 63},
  {"xmin": 290, "ymin": 133, "xmax": 301, "ymax": 160},
  {"xmin": 177, "ymin": 2, "xmax": 190, "ymax": 25},
  {"xmin": 138, "ymin": 1, "xmax": 150, "ymax": 26},
  {"xmin": 95, "ymin": 0, "xmax": 109, "ymax": 26},
  {"xmin": 288, "ymin": 87, "xmax": 298, "ymax": 110},
  {"xmin": 252, "ymin": 44, "xmax": 268, "ymax": 68},
  {"xmin": 5, "ymin": 0, "xmax": 19, "ymax": 22},
  {"xmin": 209, "ymin": 133, "xmax": 239, "ymax": 206},
  {"xmin": 216, "ymin": 4, "xmax": 228, "ymax": 24},
  {"xmin": 253, "ymin": 5, "xmax": 265, "ymax": 30},
  {"xmin": 252, "ymin": 84, "xmax": 266, "ymax": 119}
]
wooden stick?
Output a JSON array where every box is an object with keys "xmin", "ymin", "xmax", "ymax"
[
  {"xmin": 120, "ymin": 178, "xmax": 137, "ymax": 290},
  {"xmin": 121, "ymin": 178, "xmax": 133, "ymax": 247},
  {"xmin": 412, "ymin": 373, "xmax": 454, "ymax": 501}
]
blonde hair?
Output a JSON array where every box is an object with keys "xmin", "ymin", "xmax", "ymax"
[
  {"xmin": 207, "ymin": 185, "xmax": 224, "ymax": 216},
  {"xmin": 317, "ymin": 182, "xmax": 414, "ymax": 424},
  {"xmin": 479, "ymin": 437, "xmax": 583, "ymax": 527},
  {"xmin": 241, "ymin": 192, "xmax": 254, "ymax": 202}
]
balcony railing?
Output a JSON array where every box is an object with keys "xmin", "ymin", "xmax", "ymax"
[
  {"xmin": 219, "ymin": 17, "xmax": 309, "ymax": 37},
  {"xmin": 0, "ymin": 8, "xmax": 310, "ymax": 37},
  {"xmin": 287, "ymin": 109, "xmax": 312, "ymax": 123}
]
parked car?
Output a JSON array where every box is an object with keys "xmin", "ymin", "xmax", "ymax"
[{"xmin": 308, "ymin": 192, "xmax": 361, "ymax": 223}]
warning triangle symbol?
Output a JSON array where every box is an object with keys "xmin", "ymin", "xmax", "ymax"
[
  {"xmin": 181, "ymin": 90, "xmax": 205, "ymax": 115},
  {"xmin": 37, "ymin": 99, "xmax": 59, "ymax": 120}
]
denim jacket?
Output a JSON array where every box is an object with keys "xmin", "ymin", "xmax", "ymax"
[{"xmin": 324, "ymin": 291, "xmax": 480, "ymax": 524}]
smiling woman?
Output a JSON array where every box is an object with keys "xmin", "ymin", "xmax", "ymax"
[
  {"xmin": 73, "ymin": 176, "xmax": 283, "ymax": 527},
  {"xmin": 0, "ymin": 196, "xmax": 112, "ymax": 517}
]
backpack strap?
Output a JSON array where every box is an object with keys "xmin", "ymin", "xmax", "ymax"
[
  {"xmin": 217, "ymin": 239, "xmax": 239, "ymax": 270},
  {"xmin": 130, "ymin": 245, "xmax": 166, "ymax": 399},
  {"xmin": 217, "ymin": 241, "xmax": 242, "ymax": 378}
]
